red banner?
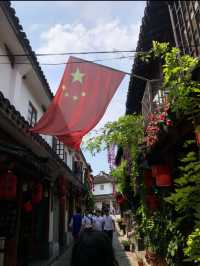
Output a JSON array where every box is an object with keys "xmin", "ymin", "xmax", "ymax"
[{"xmin": 30, "ymin": 56, "xmax": 125, "ymax": 149}]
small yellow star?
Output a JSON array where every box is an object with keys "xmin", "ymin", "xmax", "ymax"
[
  {"xmin": 71, "ymin": 68, "xmax": 85, "ymax": 83},
  {"xmin": 62, "ymin": 85, "xmax": 66, "ymax": 91},
  {"xmin": 73, "ymin": 96, "xmax": 78, "ymax": 100},
  {"xmin": 64, "ymin": 92, "xmax": 69, "ymax": 97},
  {"xmin": 82, "ymin": 92, "xmax": 86, "ymax": 96}
]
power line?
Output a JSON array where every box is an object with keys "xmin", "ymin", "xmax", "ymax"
[
  {"xmin": 0, "ymin": 55, "xmax": 161, "ymax": 81},
  {"xmin": 0, "ymin": 54, "xmax": 134, "ymax": 65},
  {"xmin": 0, "ymin": 44, "xmax": 199, "ymax": 57},
  {"xmin": 0, "ymin": 49, "xmax": 139, "ymax": 57}
]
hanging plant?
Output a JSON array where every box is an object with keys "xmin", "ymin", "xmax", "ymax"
[{"xmin": 107, "ymin": 144, "xmax": 116, "ymax": 170}]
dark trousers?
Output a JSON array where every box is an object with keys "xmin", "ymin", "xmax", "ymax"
[{"xmin": 104, "ymin": 230, "xmax": 113, "ymax": 241}]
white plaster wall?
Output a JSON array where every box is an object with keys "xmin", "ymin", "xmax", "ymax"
[
  {"xmin": 13, "ymin": 79, "xmax": 43, "ymax": 120},
  {"xmin": 95, "ymin": 202, "xmax": 102, "ymax": 210},
  {"xmin": 0, "ymin": 41, "xmax": 54, "ymax": 147},
  {"xmin": 93, "ymin": 183, "xmax": 113, "ymax": 195},
  {"xmin": 64, "ymin": 147, "xmax": 73, "ymax": 169},
  {"xmin": 0, "ymin": 44, "xmax": 19, "ymax": 103}
]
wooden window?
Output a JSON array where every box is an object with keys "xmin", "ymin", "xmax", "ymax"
[
  {"xmin": 55, "ymin": 140, "xmax": 64, "ymax": 160},
  {"xmin": 52, "ymin": 137, "xmax": 66, "ymax": 161},
  {"xmin": 100, "ymin": 184, "xmax": 104, "ymax": 190},
  {"xmin": 28, "ymin": 101, "xmax": 37, "ymax": 127}
]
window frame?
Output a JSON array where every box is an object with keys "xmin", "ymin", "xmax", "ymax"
[
  {"xmin": 100, "ymin": 184, "xmax": 104, "ymax": 190},
  {"xmin": 28, "ymin": 101, "xmax": 37, "ymax": 127}
]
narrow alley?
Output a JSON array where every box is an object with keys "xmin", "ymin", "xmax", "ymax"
[
  {"xmin": 0, "ymin": 1, "xmax": 200, "ymax": 266},
  {"xmin": 51, "ymin": 228, "xmax": 139, "ymax": 266}
]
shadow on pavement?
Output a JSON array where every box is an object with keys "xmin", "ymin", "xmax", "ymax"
[{"xmin": 113, "ymin": 231, "xmax": 137, "ymax": 266}]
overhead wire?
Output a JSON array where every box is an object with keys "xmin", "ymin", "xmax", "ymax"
[
  {"xmin": 0, "ymin": 49, "xmax": 141, "ymax": 57},
  {"xmin": 0, "ymin": 44, "xmax": 199, "ymax": 57},
  {"xmin": 0, "ymin": 52, "xmax": 162, "ymax": 81}
]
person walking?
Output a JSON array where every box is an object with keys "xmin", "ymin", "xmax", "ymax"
[
  {"xmin": 93, "ymin": 210, "xmax": 103, "ymax": 231},
  {"xmin": 69, "ymin": 207, "xmax": 82, "ymax": 241},
  {"xmin": 102, "ymin": 209, "xmax": 115, "ymax": 241},
  {"xmin": 81, "ymin": 209, "xmax": 94, "ymax": 232},
  {"xmin": 71, "ymin": 230, "xmax": 118, "ymax": 266}
]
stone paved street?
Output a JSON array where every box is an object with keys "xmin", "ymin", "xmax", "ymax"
[{"xmin": 50, "ymin": 231, "xmax": 138, "ymax": 266}]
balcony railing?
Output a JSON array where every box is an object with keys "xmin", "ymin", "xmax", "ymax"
[{"xmin": 142, "ymin": 80, "xmax": 169, "ymax": 125}]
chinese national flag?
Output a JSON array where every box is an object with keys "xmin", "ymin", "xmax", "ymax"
[{"xmin": 31, "ymin": 56, "xmax": 125, "ymax": 149}]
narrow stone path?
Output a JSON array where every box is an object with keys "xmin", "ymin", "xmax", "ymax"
[
  {"xmin": 113, "ymin": 231, "xmax": 137, "ymax": 266},
  {"xmin": 50, "ymin": 231, "xmax": 138, "ymax": 266}
]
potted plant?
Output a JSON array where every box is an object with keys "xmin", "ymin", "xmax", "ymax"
[
  {"xmin": 145, "ymin": 247, "xmax": 158, "ymax": 266},
  {"xmin": 121, "ymin": 239, "xmax": 131, "ymax": 251},
  {"xmin": 117, "ymin": 218, "xmax": 123, "ymax": 228},
  {"xmin": 136, "ymin": 257, "xmax": 144, "ymax": 266}
]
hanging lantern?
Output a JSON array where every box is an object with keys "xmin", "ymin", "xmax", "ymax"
[
  {"xmin": 59, "ymin": 176, "xmax": 67, "ymax": 196},
  {"xmin": 146, "ymin": 194, "xmax": 159, "ymax": 211},
  {"xmin": 195, "ymin": 131, "xmax": 200, "ymax": 145},
  {"xmin": 32, "ymin": 183, "xmax": 43, "ymax": 204},
  {"xmin": 144, "ymin": 170, "xmax": 154, "ymax": 190},
  {"xmin": 23, "ymin": 201, "xmax": 33, "ymax": 213},
  {"xmin": 151, "ymin": 165, "xmax": 158, "ymax": 177},
  {"xmin": 59, "ymin": 195, "xmax": 65, "ymax": 204},
  {"xmin": 115, "ymin": 193, "xmax": 125, "ymax": 205},
  {"xmin": 0, "ymin": 170, "xmax": 17, "ymax": 200},
  {"xmin": 151, "ymin": 165, "xmax": 172, "ymax": 187}
]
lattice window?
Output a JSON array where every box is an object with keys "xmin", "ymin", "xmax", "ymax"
[
  {"xmin": 52, "ymin": 138, "xmax": 64, "ymax": 160},
  {"xmin": 100, "ymin": 184, "xmax": 104, "ymax": 190},
  {"xmin": 28, "ymin": 101, "xmax": 37, "ymax": 127}
]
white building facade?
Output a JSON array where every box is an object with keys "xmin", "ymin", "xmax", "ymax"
[
  {"xmin": 0, "ymin": 3, "xmax": 91, "ymax": 266},
  {"xmin": 93, "ymin": 173, "xmax": 117, "ymax": 212}
]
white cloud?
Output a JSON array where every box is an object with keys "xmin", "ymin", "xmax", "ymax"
[
  {"xmin": 37, "ymin": 19, "xmax": 138, "ymax": 136},
  {"xmin": 37, "ymin": 19, "xmax": 140, "ymax": 64}
]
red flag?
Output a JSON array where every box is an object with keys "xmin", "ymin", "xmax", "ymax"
[{"xmin": 31, "ymin": 56, "xmax": 125, "ymax": 149}]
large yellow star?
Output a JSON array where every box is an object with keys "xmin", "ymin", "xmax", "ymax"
[{"xmin": 71, "ymin": 68, "xmax": 85, "ymax": 83}]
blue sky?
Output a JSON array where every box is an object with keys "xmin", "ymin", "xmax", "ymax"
[{"xmin": 12, "ymin": 1, "xmax": 146, "ymax": 175}]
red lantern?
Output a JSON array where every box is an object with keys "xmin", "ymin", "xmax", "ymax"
[
  {"xmin": 144, "ymin": 170, "xmax": 154, "ymax": 190},
  {"xmin": 32, "ymin": 183, "xmax": 43, "ymax": 204},
  {"xmin": 0, "ymin": 170, "xmax": 17, "ymax": 200},
  {"xmin": 146, "ymin": 194, "xmax": 159, "ymax": 210},
  {"xmin": 59, "ymin": 196, "xmax": 65, "ymax": 204},
  {"xmin": 59, "ymin": 176, "xmax": 67, "ymax": 196},
  {"xmin": 116, "ymin": 193, "xmax": 125, "ymax": 204},
  {"xmin": 195, "ymin": 131, "xmax": 200, "ymax": 145},
  {"xmin": 151, "ymin": 165, "xmax": 158, "ymax": 177},
  {"xmin": 151, "ymin": 165, "xmax": 172, "ymax": 187},
  {"xmin": 23, "ymin": 201, "xmax": 33, "ymax": 212}
]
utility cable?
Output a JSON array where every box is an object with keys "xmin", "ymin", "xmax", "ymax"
[
  {"xmin": 0, "ymin": 44, "xmax": 199, "ymax": 57},
  {"xmin": 0, "ymin": 49, "xmax": 140, "ymax": 57},
  {"xmin": 0, "ymin": 55, "xmax": 161, "ymax": 81}
]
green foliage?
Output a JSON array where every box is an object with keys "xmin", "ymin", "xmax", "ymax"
[
  {"xmin": 110, "ymin": 160, "xmax": 127, "ymax": 192},
  {"xmin": 84, "ymin": 114, "xmax": 144, "ymax": 155},
  {"xmin": 164, "ymin": 140, "xmax": 200, "ymax": 264},
  {"xmin": 184, "ymin": 227, "xmax": 200, "ymax": 263},
  {"xmin": 140, "ymin": 41, "xmax": 200, "ymax": 124},
  {"xmin": 137, "ymin": 42, "xmax": 200, "ymax": 264},
  {"xmin": 84, "ymin": 114, "xmax": 144, "ymax": 196},
  {"xmin": 121, "ymin": 239, "xmax": 131, "ymax": 246},
  {"xmin": 165, "ymin": 142, "xmax": 200, "ymax": 223}
]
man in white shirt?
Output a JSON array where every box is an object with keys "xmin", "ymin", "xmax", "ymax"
[
  {"xmin": 81, "ymin": 210, "xmax": 93, "ymax": 232},
  {"xmin": 102, "ymin": 209, "xmax": 115, "ymax": 241},
  {"xmin": 93, "ymin": 210, "xmax": 103, "ymax": 231}
]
